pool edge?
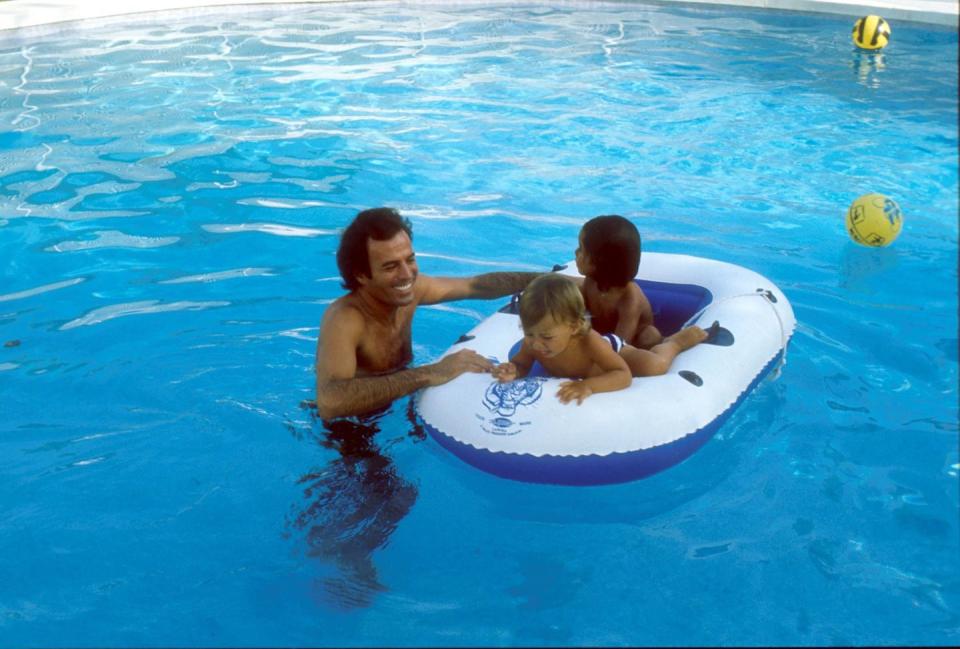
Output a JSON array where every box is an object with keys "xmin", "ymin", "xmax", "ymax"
[{"xmin": 0, "ymin": 0, "xmax": 957, "ymax": 34}]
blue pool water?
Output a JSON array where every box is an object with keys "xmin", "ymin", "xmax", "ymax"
[{"xmin": 1, "ymin": 1, "xmax": 957, "ymax": 645}]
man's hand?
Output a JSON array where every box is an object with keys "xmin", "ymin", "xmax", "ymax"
[
  {"xmin": 491, "ymin": 362, "xmax": 518, "ymax": 383},
  {"xmin": 428, "ymin": 349, "xmax": 493, "ymax": 386},
  {"xmin": 557, "ymin": 380, "xmax": 593, "ymax": 405}
]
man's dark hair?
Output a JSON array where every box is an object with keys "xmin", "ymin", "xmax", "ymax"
[
  {"xmin": 581, "ymin": 214, "xmax": 641, "ymax": 292},
  {"xmin": 337, "ymin": 207, "xmax": 414, "ymax": 291}
]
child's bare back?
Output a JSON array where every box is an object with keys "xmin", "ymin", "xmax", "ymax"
[
  {"xmin": 580, "ymin": 277, "xmax": 661, "ymax": 348},
  {"xmin": 575, "ymin": 215, "xmax": 662, "ymax": 348}
]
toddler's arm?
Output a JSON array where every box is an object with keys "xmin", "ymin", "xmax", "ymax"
[
  {"xmin": 493, "ymin": 345, "xmax": 534, "ymax": 382},
  {"xmin": 556, "ymin": 332, "xmax": 631, "ymax": 404}
]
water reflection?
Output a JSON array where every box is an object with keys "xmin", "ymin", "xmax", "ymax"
[
  {"xmin": 837, "ymin": 241, "xmax": 900, "ymax": 292},
  {"xmin": 850, "ymin": 50, "xmax": 886, "ymax": 88},
  {"xmin": 286, "ymin": 400, "xmax": 423, "ymax": 609}
]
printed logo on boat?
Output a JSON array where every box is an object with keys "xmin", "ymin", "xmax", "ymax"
[{"xmin": 477, "ymin": 377, "xmax": 546, "ymax": 436}]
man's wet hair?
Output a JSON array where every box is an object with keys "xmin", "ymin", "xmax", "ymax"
[
  {"xmin": 337, "ymin": 207, "xmax": 414, "ymax": 291},
  {"xmin": 581, "ymin": 214, "xmax": 641, "ymax": 292}
]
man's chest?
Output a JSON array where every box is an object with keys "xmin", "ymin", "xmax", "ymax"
[{"xmin": 356, "ymin": 312, "xmax": 414, "ymax": 372}]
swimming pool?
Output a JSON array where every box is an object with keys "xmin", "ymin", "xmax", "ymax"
[{"xmin": 1, "ymin": 1, "xmax": 957, "ymax": 645}]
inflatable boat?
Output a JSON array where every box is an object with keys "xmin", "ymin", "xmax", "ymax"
[{"xmin": 416, "ymin": 253, "xmax": 796, "ymax": 486}]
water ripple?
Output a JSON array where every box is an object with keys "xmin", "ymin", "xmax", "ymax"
[
  {"xmin": 60, "ymin": 299, "xmax": 230, "ymax": 330},
  {"xmin": 45, "ymin": 230, "xmax": 179, "ymax": 252},
  {"xmin": 0, "ymin": 277, "xmax": 85, "ymax": 302},
  {"xmin": 235, "ymin": 197, "xmax": 333, "ymax": 209},
  {"xmin": 159, "ymin": 267, "xmax": 275, "ymax": 284},
  {"xmin": 201, "ymin": 223, "xmax": 336, "ymax": 237}
]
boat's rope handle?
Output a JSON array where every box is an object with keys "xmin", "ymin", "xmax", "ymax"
[{"xmin": 682, "ymin": 289, "xmax": 790, "ymax": 372}]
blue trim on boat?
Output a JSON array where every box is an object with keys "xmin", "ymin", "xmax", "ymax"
[{"xmin": 422, "ymin": 348, "xmax": 786, "ymax": 486}]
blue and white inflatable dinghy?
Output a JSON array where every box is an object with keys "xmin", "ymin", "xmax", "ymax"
[{"xmin": 416, "ymin": 253, "xmax": 796, "ymax": 486}]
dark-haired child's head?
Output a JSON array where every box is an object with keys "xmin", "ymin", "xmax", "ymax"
[
  {"xmin": 337, "ymin": 207, "xmax": 413, "ymax": 291},
  {"xmin": 575, "ymin": 215, "xmax": 641, "ymax": 292}
]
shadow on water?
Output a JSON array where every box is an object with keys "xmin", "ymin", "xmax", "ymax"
[
  {"xmin": 449, "ymin": 377, "xmax": 793, "ymax": 526},
  {"xmin": 285, "ymin": 400, "xmax": 424, "ymax": 610}
]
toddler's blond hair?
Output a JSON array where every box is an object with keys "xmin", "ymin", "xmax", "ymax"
[{"xmin": 519, "ymin": 274, "xmax": 589, "ymax": 335}]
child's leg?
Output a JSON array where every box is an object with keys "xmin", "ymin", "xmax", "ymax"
[
  {"xmin": 663, "ymin": 324, "xmax": 712, "ymax": 351},
  {"xmin": 620, "ymin": 324, "xmax": 708, "ymax": 376},
  {"xmin": 633, "ymin": 324, "xmax": 663, "ymax": 349}
]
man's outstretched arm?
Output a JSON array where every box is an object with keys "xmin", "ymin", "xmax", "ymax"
[{"xmin": 419, "ymin": 271, "xmax": 543, "ymax": 304}]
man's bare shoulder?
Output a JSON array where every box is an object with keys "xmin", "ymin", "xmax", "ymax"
[{"xmin": 321, "ymin": 294, "xmax": 367, "ymax": 331}]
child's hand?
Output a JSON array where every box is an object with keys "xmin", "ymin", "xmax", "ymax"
[
  {"xmin": 557, "ymin": 380, "xmax": 593, "ymax": 405},
  {"xmin": 491, "ymin": 362, "xmax": 518, "ymax": 383}
]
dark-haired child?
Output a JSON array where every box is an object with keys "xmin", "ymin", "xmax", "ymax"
[{"xmin": 575, "ymin": 214, "xmax": 662, "ymax": 349}]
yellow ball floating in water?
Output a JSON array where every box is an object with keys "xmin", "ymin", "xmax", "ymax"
[
  {"xmin": 846, "ymin": 193, "xmax": 903, "ymax": 247},
  {"xmin": 852, "ymin": 15, "xmax": 891, "ymax": 50}
]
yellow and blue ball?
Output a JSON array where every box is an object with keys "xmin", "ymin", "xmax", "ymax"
[
  {"xmin": 852, "ymin": 16, "xmax": 891, "ymax": 50},
  {"xmin": 846, "ymin": 193, "xmax": 903, "ymax": 247}
]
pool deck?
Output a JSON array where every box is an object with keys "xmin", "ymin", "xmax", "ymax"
[{"xmin": 0, "ymin": 0, "xmax": 957, "ymax": 34}]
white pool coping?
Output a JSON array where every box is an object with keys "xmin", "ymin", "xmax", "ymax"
[{"xmin": 0, "ymin": 0, "xmax": 956, "ymax": 35}]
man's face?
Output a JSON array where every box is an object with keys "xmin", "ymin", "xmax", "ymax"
[{"xmin": 357, "ymin": 230, "xmax": 419, "ymax": 306}]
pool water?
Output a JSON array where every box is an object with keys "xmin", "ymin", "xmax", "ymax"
[{"xmin": 1, "ymin": 1, "xmax": 957, "ymax": 645}]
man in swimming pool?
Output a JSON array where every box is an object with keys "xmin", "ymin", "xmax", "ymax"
[{"xmin": 315, "ymin": 207, "xmax": 542, "ymax": 420}]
